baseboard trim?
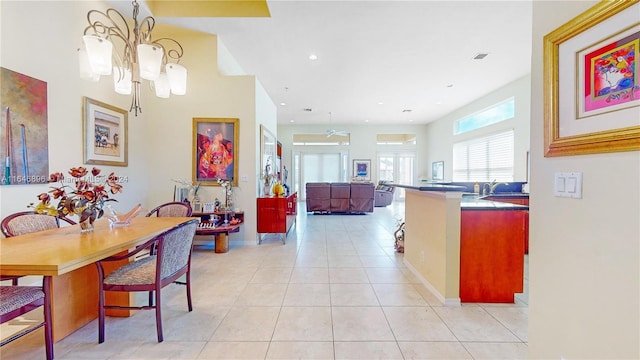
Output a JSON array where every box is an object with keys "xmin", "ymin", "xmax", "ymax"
[{"xmin": 403, "ymin": 258, "xmax": 461, "ymax": 307}]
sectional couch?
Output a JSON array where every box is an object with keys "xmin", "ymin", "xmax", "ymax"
[{"xmin": 305, "ymin": 182, "xmax": 375, "ymax": 214}]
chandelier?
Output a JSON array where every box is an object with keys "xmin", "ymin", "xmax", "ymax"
[{"xmin": 79, "ymin": 0, "xmax": 187, "ymax": 116}]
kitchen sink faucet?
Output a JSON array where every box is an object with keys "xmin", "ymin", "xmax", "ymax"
[{"xmin": 488, "ymin": 179, "xmax": 509, "ymax": 194}]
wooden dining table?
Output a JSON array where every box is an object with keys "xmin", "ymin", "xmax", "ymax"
[{"xmin": 0, "ymin": 216, "xmax": 195, "ymax": 343}]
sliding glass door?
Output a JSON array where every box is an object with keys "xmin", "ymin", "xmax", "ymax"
[{"xmin": 377, "ymin": 152, "xmax": 415, "ymax": 199}]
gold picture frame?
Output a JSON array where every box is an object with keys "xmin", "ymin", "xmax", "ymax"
[
  {"xmin": 193, "ymin": 118, "xmax": 239, "ymax": 186},
  {"xmin": 82, "ymin": 97, "xmax": 128, "ymax": 166},
  {"xmin": 543, "ymin": 0, "xmax": 640, "ymax": 157}
]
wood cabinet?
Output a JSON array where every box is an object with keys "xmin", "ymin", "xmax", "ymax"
[
  {"xmin": 460, "ymin": 209, "xmax": 527, "ymax": 303},
  {"xmin": 486, "ymin": 196, "xmax": 529, "ymax": 254},
  {"xmin": 256, "ymin": 192, "xmax": 297, "ymax": 244}
]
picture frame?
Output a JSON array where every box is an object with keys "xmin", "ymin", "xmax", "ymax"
[
  {"xmin": 543, "ymin": 1, "xmax": 640, "ymax": 157},
  {"xmin": 83, "ymin": 97, "xmax": 128, "ymax": 166},
  {"xmin": 352, "ymin": 159, "xmax": 371, "ymax": 181},
  {"xmin": 432, "ymin": 161, "xmax": 444, "ymax": 181},
  {"xmin": 193, "ymin": 118, "xmax": 239, "ymax": 186},
  {"xmin": 260, "ymin": 125, "xmax": 277, "ymax": 183}
]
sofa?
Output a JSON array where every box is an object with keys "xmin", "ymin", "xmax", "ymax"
[
  {"xmin": 374, "ymin": 182, "xmax": 396, "ymax": 207},
  {"xmin": 306, "ymin": 182, "xmax": 374, "ymax": 213}
]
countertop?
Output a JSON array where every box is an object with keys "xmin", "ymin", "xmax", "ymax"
[
  {"xmin": 461, "ymin": 193, "xmax": 528, "ymax": 211},
  {"xmin": 386, "ymin": 183, "xmax": 467, "ymax": 191}
]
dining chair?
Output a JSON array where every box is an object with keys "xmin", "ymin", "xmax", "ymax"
[
  {"xmin": 95, "ymin": 219, "xmax": 198, "ymax": 343},
  {"xmin": 0, "ymin": 211, "xmax": 62, "ymax": 360},
  {"xmin": 145, "ymin": 201, "xmax": 192, "ymax": 218}
]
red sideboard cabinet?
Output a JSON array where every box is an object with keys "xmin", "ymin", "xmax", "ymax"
[{"xmin": 256, "ymin": 192, "xmax": 297, "ymax": 244}]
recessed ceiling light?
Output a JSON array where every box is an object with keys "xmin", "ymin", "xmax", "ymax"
[
  {"xmin": 364, "ymin": 119, "xmax": 369, "ymax": 123},
  {"xmin": 377, "ymin": 102, "xmax": 384, "ymax": 105},
  {"xmin": 289, "ymin": 119, "xmax": 295, "ymax": 123},
  {"xmin": 436, "ymin": 101, "xmax": 442, "ymax": 105},
  {"xmin": 309, "ymin": 54, "xmax": 318, "ymax": 60},
  {"xmin": 280, "ymin": 102, "xmax": 287, "ymax": 106}
]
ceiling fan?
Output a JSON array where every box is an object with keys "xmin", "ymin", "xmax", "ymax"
[{"xmin": 325, "ymin": 112, "xmax": 347, "ymax": 137}]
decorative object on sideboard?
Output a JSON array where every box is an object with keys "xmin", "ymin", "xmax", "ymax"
[
  {"xmin": 29, "ymin": 166, "xmax": 123, "ymax": 232},
  {"xmin": 79, "ymin": 0, "xmax": 187, "ymax": 116}
]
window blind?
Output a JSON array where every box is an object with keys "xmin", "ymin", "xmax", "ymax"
[{"xmin": 452, "ymin": 130, "xmax": 514, "ymax": 182}]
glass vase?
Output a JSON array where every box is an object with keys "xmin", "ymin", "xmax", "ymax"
[{"xmin": 79, "ymin": 217, "xmax": 95, "ymax": 233}]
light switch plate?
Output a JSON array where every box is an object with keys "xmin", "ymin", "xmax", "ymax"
[
  {"xmin": 554, "ymin": 172, "xmax": 582, "ymax": 198},
  {"xmin": 240, "ymin": 175, "xmax": 248, "ymax": 182}
]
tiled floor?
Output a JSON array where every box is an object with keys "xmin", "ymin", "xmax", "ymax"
[{"xmin": 1, "ymin": 201, "xmax": 528, "ymax": 359}]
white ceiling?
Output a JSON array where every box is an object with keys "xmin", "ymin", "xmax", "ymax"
[{"xmin": 142, "ymin": 1, "xmax": 533, "ymax": 126}]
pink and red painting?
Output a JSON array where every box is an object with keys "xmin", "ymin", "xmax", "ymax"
[
  {"xmin": 582, "ymin": 30, "xmax": 639, "ymax": 115},
  {"xmin": 0, "ymin": 67, "xmax": 49, "ymax": 185}
]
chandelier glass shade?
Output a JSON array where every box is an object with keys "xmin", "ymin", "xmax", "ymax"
[{"xmin": 79, "ymin": 0, "xmax": 187, "ymax": 116}]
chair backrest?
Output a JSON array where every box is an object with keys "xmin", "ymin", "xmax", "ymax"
[
  {"xmin": 1, "ymin": 211, "xmax": 76, "ymax": 237},
  {"xmin": 145, "ymin": 202, "xmax": 193, "ymax": 218},
  {"xmin": 155, "ymin": 220, "xmax": 198, "ymax": 280}
]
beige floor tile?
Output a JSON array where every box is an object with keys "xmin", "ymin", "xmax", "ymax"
[
  {"xmin": 284, "ymin": 283, "xmax": 331, "ymax": 306},
  {"xmin": 397, "ymin": 341, "xmax": 473, "ymax": 359},
  {"xmin": 126, "ymin": 341, "xmax": 207, "ymax": 359},
  {"xmin": 462, "ymin": 342, "xmax": 528, "ymax": 359},
  {"xmin": 328, "ymin": 255, "xmax": 363, "ymax": 268},
  {"xmin": 266, "ymin": 341, "xmax": 334, "ymax": 359},
  {"xmin": 235, "ymin": 283, "xmax": 288, "ymax": 306},
  {"xmin": 373, "ymin": 284, "xmax": 429, "ymax": 306},
  {"xmin": 210, "ymin": 306, "xmax": 280, "ymax": 341},
  {"xmin": 334, "ymin": 341, "xmax": 403, "ymax": 359},
  {"xmin": 249, "ymin": 267, "xmax": 293, "ymax": 283},
  {"xmin": 359, "ymin": 255, "xmax": 398, "ymax": 267},
  {"xmin": 328, "ymin": 267, "xmax": 370, "ymax": 284},
  {"xmin": 383, "ymin": 307, "xmax": 457, "ymax": 341},
  {"xmin": 433, "ymin": 306, "xmax": 521, "ymax": 342},
  {"xmin": 481, "ymin": 306, "xmax": 528, "ymax": 342},
  {"xmin": 272, "ymin": 306, "xmax": 333, "ymax": 341},
  {"xmin": 332, "ymin": 307, "xmax": 395, "ymax": 341},
  {"xmin": 290, "ymin": 267, "xmax": 330, "ymax": 283},
  {"xmin": 197, "ymin": 341, "xmax": 269, "ymax": 359},
  {"xmin": 330, "ymin": 283, "xmax": 380, "ymax": 306},
  {"xmin": 365, "ymin": 267, "xmax": 411, "ymax": 284}
]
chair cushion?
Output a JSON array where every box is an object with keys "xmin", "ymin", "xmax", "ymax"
[
  {"xmin": 0, "ymin": 286, "xmax": 44, "ymax": 316},
  {"xmin": 104, "ymin": 256, "xmax": 157, "ymax": 286}
]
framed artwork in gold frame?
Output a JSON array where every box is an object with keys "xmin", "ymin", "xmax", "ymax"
[
  {"xmin": 192, "ymin": 118, "xmax": 239, "ymax": 186},
  {"xmin": 543, "ymin": 0, "xmax": 639, "ymax": 157}
]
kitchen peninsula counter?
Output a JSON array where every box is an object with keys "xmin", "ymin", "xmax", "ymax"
[{"xmin": 397, "ymin": 186, "xmax": 527, "ymax": 305}]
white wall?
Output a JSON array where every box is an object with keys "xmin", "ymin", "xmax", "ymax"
[
  {"xmin": 0, "ymin": 1, "xmax": 148, "ymax": 220},
  {"xmin": 277, "ymin": 124, "xmax": 429, "ymax": 185},
  {"xmin": 528, "ymin": 1, "xmax": 639, "ymax": 359},
  {"xmin": 424, "ymin": 75, "xmax": 532, "ymax": 182}
]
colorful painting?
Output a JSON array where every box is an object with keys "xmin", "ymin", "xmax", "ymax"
[
  {"xmin": 0, "ymin": 67, "xmax": 49, "ymax": 185},
  {"xmin": 193, "ymin": 118, "xmax": 239, "ymax": 186},
  {"xmin": 352, "ymin": 159, "xmax": 371, "ymax": 181},
  {"xmin": 581, "ymin": 29, "xmax": 639, "ymax": 116}
]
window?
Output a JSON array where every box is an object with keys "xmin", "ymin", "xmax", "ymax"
[
  {"xmin": 377, "ymin": 152, "xmax": 415, "ymax": 199},
  {"xmin": 453, "ymin": 130, "xmax": 514, "ymax": 182},
  {"xmin": 376, "ymin": 134, "xmax": 416, "ymax": 145},
  {"xmin": 292, "ymin": 133, "xmax": 349, "ymax": 146},
  {"xmin": 454, "ymin": 97, "xmax": 515, "ymax": 135}
]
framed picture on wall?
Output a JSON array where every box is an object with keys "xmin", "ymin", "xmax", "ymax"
[
  {"xmin": 83, "ymin": 97, "xmax": 128, "ymax": 167},
  {"xmin": 543, "ymin": 1, "xmax": 640, "ymax": 157},
  {"xmin": 260, "ymin": 125, "xmax": 277, "ymax": 184},
  {"xmin": 192, "ymin": 118, "xmax": 239, "ymax": 186},
  {"xmin": 352, "ymin": 159, "xmax": 371, "ymax": 181},
  {"xmin": 432, "ymin": 161, "xmax": 444, "ymax": 181}
]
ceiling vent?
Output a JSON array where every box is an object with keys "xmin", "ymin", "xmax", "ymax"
[
  {"xmin": 473, "ymin": 53, "xmax": 489, "ymax": 60},
  {"xmin": 303, "ymin": 108, "xmax": 312, "ymax": 112}
]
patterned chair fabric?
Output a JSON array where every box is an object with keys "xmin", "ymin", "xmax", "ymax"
[
  {"xmin": 145, "ymin": 202, "xmax": 193, "ymax": 218},
  {"xmin": 1, "ymin": 211, "xmax": 76, "ymax": 237},
  {"xmin": 0, "ymin": 212, "xmax": 61, "ymax": 359},
  {"xmin": 96, "ymin": 219, "xmax": 198, "ymax": 343}
]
